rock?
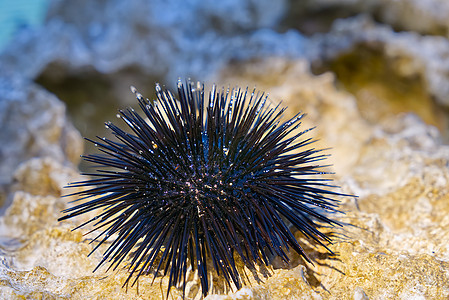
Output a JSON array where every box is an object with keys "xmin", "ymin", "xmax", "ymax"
[
  {"xmin": 0, "ymin": 158, "xmax": 80, "ymax": 238},
  {"xmin": 215, "ymin": 58, "xmax": 371, "ymax": 175},
  {"xmin": 1, "ymin": 0, "xmax": 449, "ymax": 299},
  {"xmin": 308, "ymin": 15, "xmax": 449, "ymax": 108},
  {"xmin": 0, "ymin": 77, "xmax": 83, "ymax": 190},
  {"xmin": 0, "ymin": 0, "xmax": 305, "ymax": 153},
  {"xmin": 290, "ymin": 0, "xmax": 449, "ymax": 37},
  {"xmin": 214, "ymin": 59, "xmax": 449, "ymax": 299},
  {"xmin": 12, "ymin": 157, "xmax": 80, "ymax": 197},
  {"xmin": 1, "ymin": 57, "xmax": 448, "ymax": 299},
  {"xmin": 375, "ymin": 0, "xmax": 449, "ymax": 36},
  {"xmin": 0, "ymin": 191, "xmax": 62, "ymax": 239}
]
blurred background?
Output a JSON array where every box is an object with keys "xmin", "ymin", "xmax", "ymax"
[{"xmin": 1, "ymin": 0, "xmax": 448, "ymax": 147}]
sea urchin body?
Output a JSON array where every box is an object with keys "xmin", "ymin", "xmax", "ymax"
[{"xmin": 59, "ymin": 80, "xmax": 345, "ymax": 297}]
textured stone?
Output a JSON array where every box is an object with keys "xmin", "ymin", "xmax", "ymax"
[
  {"xmin": 0, "ymin": 77, "xmax": 83, "ymax": 188},
  {"xmin": 0, "ymin": 0, "xmax": 298, "ymax": 84},
  {"xmin": 1, "ymin": 0, "xmax": 449, "ymax": 299},
  {"xmin": 1, "ymin": 58, "xmax": 448, "ymax": 299},
  {"xmin": 308, "ymin": 15, "xmax": 449, "ymax": 107},
  {"xmin": 295, "ymin": 0, "xmax": 449, "ymax": 37},
  {"xmin": 214, "ymin": 58, "xmax": 371, "ymax": 175},
  {"xmin": 214, "ymin": 59, "xmax": 449, "ymax": 299},
  {"xmin": 12, "ymin": 157, "xmax": 79, "ymax": 197}
]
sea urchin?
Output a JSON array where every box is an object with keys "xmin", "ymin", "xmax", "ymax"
[{"xmin": 59, "ymin": 80, "xmax": 345, "ymax": 297}]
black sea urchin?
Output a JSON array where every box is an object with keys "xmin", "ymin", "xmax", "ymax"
[{"xmin": 59, "ymin": 80, "xmax": 345, "ymax": 297}]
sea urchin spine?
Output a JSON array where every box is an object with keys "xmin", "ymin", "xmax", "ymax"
[{"xmin": 59, "ymin": 80, "xmax": 345, "ymax": 297}]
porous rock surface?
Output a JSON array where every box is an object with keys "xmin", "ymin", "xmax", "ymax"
[
  {"xmin": 1, "ymin": 0, "xmax": 449, "ymax": 299},
  {"xmin": 1, "ymin": 58, "xmax": 448, "ymax": 299},
  {"xmin": 295, "ymin": 0, "xmax": 449, "ymax": 37},
  {"xmin": 309, "ymin": 15, "xmax": 449, "ymax": 108},
  {"xmin": 0, "ymin": 77, "xmax": 82, "ymax": 195},
  {"xmin": 5, "ymin": 0, "xmax": 449, "ymax": 108},
  {"xmin": 0, "ymin": 0, "xmax": 293, "ymax": 83}
]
